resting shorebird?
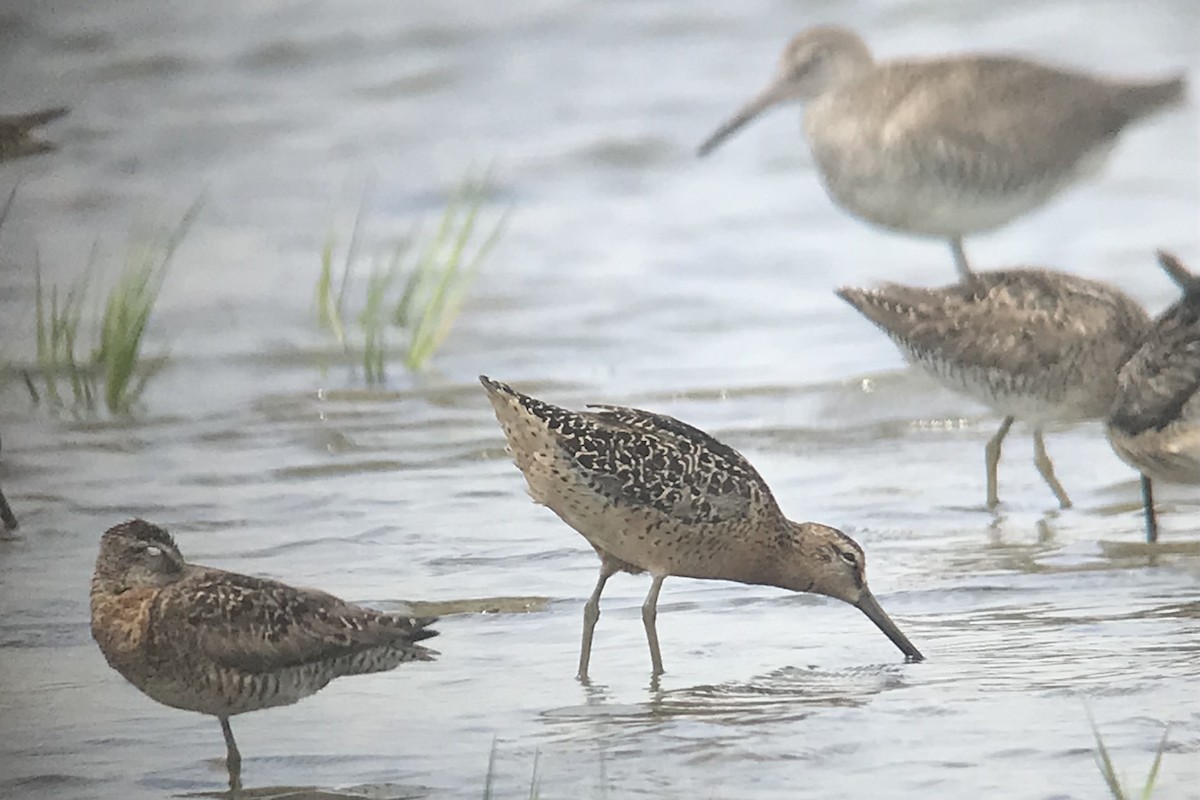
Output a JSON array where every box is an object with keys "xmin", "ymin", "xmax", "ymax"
[
  {"xmin": 1107, "ymin": 251, "xmax": 1200, "ymax": 542},
  {"xmin": 90, "ymin": 519, "xmax": 437, "ymax": 792},
  {"xmin": 480, "ymin": 375, "xmax": 923, "ymax": 680},
  {"xmin": 838, "ymin": 270, "xmax": 1151, "ymax": 509},
  {"xmin": 698, "ymin": 27, "xmax": 1185, "ymax": 280}
]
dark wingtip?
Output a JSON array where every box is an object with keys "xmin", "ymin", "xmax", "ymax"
[
  {"xmin": 410, "ymin": 617, "xmax": 439, "ymax": 641},
  {"xmin": 1166, "ymin": 73, "xmax": 1187, "ymax": 103},
  {"xmin": 1124, "ymin": 74, "xmax": 1187, "ymax": 117}
]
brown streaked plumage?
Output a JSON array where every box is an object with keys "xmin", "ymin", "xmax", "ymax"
[
  {"xmin": 697, "ymin": 26, "xmax": 1185, "ymax": 280},
  {"xmin": 0, "ymin": 434, "xmax": 16, "ymax": 531},
  {"xmin": 90, "ymin": 519, "xmax": 437, "ymax": 792},
  {"xmin": 0, "ymin": 107, "xmax": 68, "ymax": 162},
  {"xmin": 1107, "ymin": 251, "xmax": 1200, "ymax": 542},
  {"xmin": 479, "ymin": 375, "xmax": 923, "ymax": 680},
  {"xmin": 838, "ymin": 269, "xmax": 1152, "ymax": 509}
]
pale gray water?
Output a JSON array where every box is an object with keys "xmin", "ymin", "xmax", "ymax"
[{"xmin": 1, "ymin": 0, "xmax": 1198, "ymax": 798}]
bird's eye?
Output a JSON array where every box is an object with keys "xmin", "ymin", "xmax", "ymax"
[
  {"xmin": 145, "ymin": 545, "xmax": 163, "ymax": 558},
  {"xmin": 837, "ymin": 549, "xmax": 858, "ymax": 567}
]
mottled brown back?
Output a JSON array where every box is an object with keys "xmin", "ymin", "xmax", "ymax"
[{"xmin": 837, "ymin": 269, "xmax": 1150, "ymax": 377}]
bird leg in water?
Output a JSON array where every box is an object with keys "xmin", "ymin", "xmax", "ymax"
[
  {"xmin": 985, "ymin": 416, "xmax": 1015, "ymax": 509},
  {"xmin": 642, "ymin": 575, "xmax": 667, "ymax": 676},
  {"xmin": 0, "ymin": 484, "xmax": 15, "ymax": 531},
  {"xmin": 220, "ymin": 717, "xmax": 242, "ymax": 794},
  {"xmin": 0, "ymin": 434, "xmax": 16, "ymax": 531},
  {"xmin": 1032, "ymin": 428, "xmax": 1071, "ymax": 509},
  {"xmin": 1141, "ymin": 475, "xmax": 1158, "ymax": 543},
  {"xmin": 578, "ymin": 557, "xmax": 619, "ymax": 682},
  {"xmin": 950, "ymin": 237, "xmax": 973, "ymax": 282}
]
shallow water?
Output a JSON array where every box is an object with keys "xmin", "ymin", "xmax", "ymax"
[{"xmin": 1, "ymin": 0, "xmax": 1199, "ymax": 798}]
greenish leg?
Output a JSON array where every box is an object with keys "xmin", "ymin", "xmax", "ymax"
[
  {"xmin": 642, "ymin": 575, "xmax": 667, "ymax": 677},
  {"xmin": 578, "ymin": 558, "xmax": 619, "ymax": 682},
  {"xmin": 985, "ymin": 416, "xmax": 1015, "ymax": 509},
  {"xmin": 1032, "ymin": 428, "xmax": 1071, "ymax": 509},
  {"xmin": 220, "ymin": 716, "xmax": 241, "ymax": 795}
]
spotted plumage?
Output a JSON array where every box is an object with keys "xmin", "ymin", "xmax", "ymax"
[
  {"xmin": 697, "ymin": 26, "xmax": 1185, "ymax": 280},
  {"xmin": 838, "ymin": 269, "xmax": 1151, "ymax": 509},
  {"xmin": 1107, "ymin": 251, "xmax": 1200, "ymax": 541},
  {"xmin": 480, "ymin": 375, "xmax": 920, "ymax": 679},
  {"xmin": 90, "ymin": 519, "xmax": 437, "ymax": 791},
  {"xmin": 0, "ymin": 107, "xmax": 68, "ymax": 162}
]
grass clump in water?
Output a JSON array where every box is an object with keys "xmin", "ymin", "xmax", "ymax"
[
  {"xmin": 1091, "ymin": 716, "xmax": 1168, "ymax": 800},
  {"xmin": 316, "ymin": 171, "xmax": 507, "ymax": 381},
  {"xmin": 23, "ymin": 202, "xmax": 199, "ymax": 415}
]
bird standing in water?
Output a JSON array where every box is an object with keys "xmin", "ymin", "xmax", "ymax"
[
  {"xmin": 1107, "ymin": 251, "xmax": 1200, "ymax": 542},
  {"xmin": 480, "ymin": 376, "xmax": 923, "ymax": 681},
  {"xmin": 90, "ymin": 519, "xmax": 437, "ymax": 792},
  {"xmin": 698, "ymin": 27, "xmax": 1185, "ymax": 280},
  {"xmin": 838, "ymin": 270, "xmax": 1151, "ymax": 509}
]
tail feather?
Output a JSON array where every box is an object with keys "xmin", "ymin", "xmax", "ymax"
[
  {"xmin": 1115, "ymin": 75, "xmax": 1186, "ymax": 119},
  {"xmin": 408, "ymin": 617, "xmax": 439, "ymax": 643},
  {"xmin": 479, "ymin": 374, "xmax": 516, "ymax": 400},
  {"xmin": 836, "ymin": 285, "xmax": 926, "ymax": 332}
]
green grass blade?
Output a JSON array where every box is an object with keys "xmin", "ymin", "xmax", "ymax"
[
  {"xmin": 316, "ymin": 232, "xmax": 346, "ymax": 347},
  {"xmin": 402, "ymin": 171, "xmax": 505, "ymax": 371},
  {"xmin": 358, "ymin": 256, "xmax": 396, "ymax": 383},
  {"xmin": 1090, "ymin": 713, "xmax": 1128, "ymax": 800},
  {"xmin": 1140, "ymin": 727, "xmax": 1169, "ymax": 800},
  {"xmin": 98, "ymin": 201, "xmax": 198, "ymax": 414}
]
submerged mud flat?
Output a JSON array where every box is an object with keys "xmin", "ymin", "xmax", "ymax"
[{"xmin": 1, "ymin": 0, "xmax": 1198, "ymax": 798}]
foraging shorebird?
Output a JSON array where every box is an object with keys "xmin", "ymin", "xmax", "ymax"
[
  {"xmin": 0, "ymin": 434, "xmax": 15, "ymax": 531},
  {"xmin": 90, "ymin": 519, "xmax": 437, "ymax": 792},
  {"xmin": 0, "ymin": 107, "xmax": 68, "ymax": 162},
  {"xmin": 480, "ymin": 375, "xmax": 924, "ymax": 680},
  {"xmin": 1107, "ymin": 251, "xmax": 1200, "ymax": 542},
  {"xmin": 838, "ymin": 270, "xmax": 1151, "ymax": 509},
  {"xmin": 697, "ymin": 27, "xmax": 1185, "ymax": 280}
]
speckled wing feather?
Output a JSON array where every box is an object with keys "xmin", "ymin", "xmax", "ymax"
[
  {"xmin": 848, "ymin": 59, "xmax": 1182, "ymax": 189},
  {"xmin": 1110, "ymin": 295, "xmax": 1200, "ymax": 436},
  {"xmin": 566, "ymin": 403, "xmax": 786, "ymax": 526},
  {"xmin": 837, "ymin": 270, "xmax": 1145, "ymax": 374},
  {"xmin": 153, "ymin": 570, "xmax": 437, "ymax": 674}
]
